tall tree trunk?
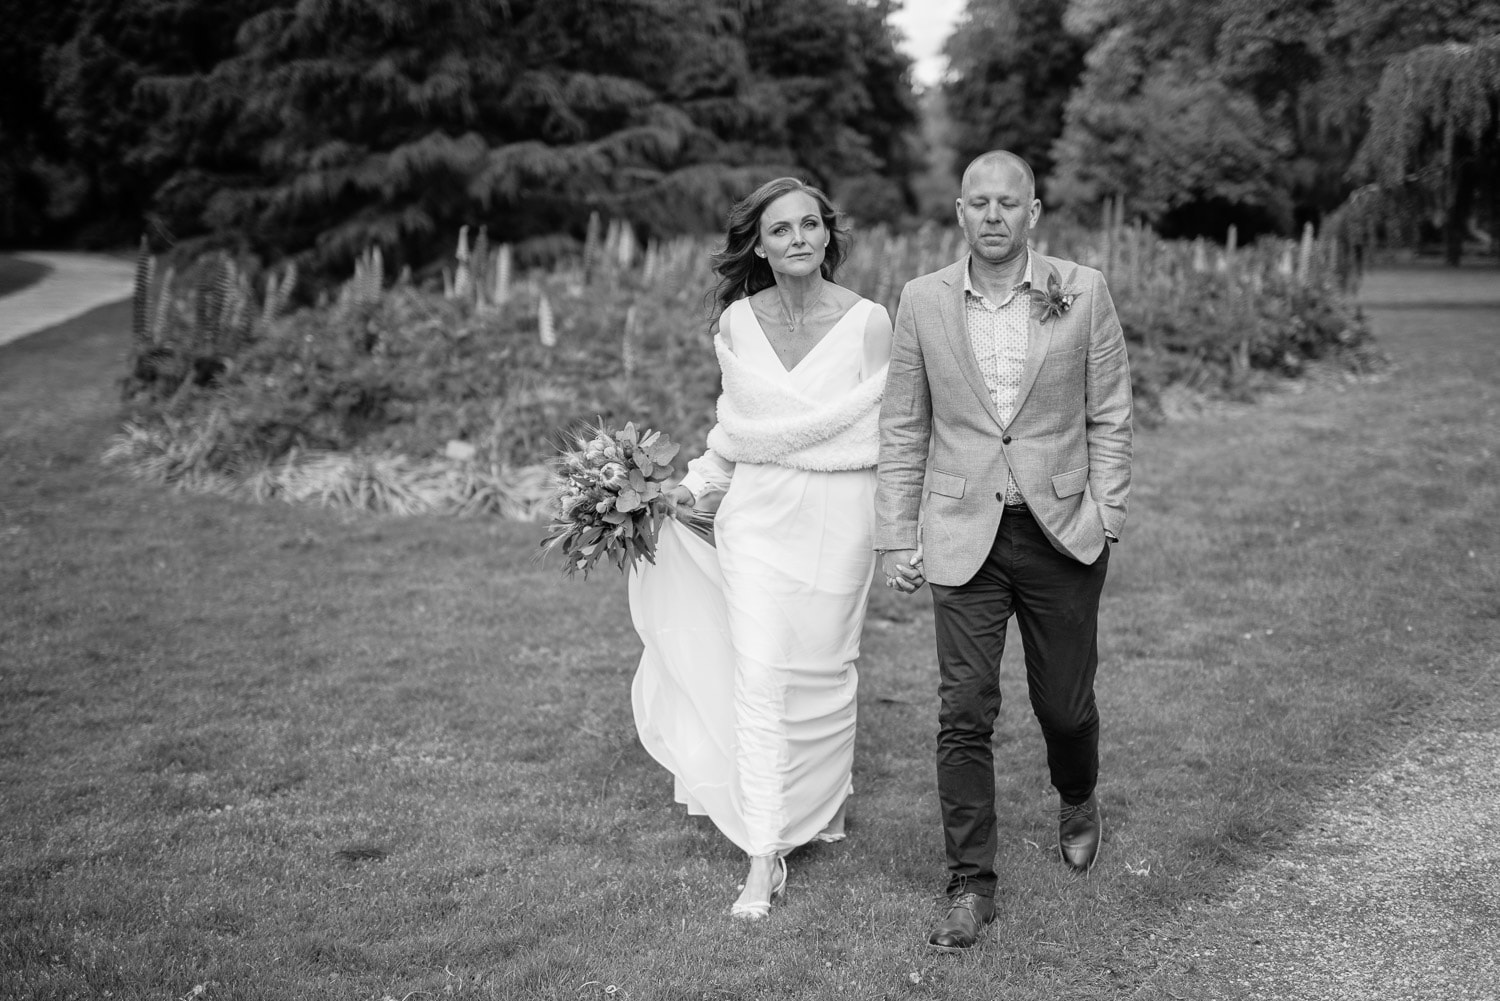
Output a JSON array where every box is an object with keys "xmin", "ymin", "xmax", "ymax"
[{"xmin": 1444, "ymin": 157, "xmax": 1473, "ymax": 267}]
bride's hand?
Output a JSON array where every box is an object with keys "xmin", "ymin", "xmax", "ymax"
[
  {"xmin": 880, "ymin": 547, "xmax": 925, "ymax": 593},
  {"xmin": 668, "ymin": 484, "xmax": 696, "ymax": 519}
]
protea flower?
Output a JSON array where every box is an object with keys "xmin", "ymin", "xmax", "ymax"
[{"xmin": 598, "ymin": 462, "xmax": 630, "ymax": 492}]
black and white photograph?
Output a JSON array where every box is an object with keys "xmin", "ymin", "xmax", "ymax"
[{"xmin": 2, "ymin": 0, "xmax": 1498, "ymax": 998}]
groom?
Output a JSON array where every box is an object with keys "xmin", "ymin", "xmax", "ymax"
[{"xmin": 874, "ymin": 151, "xmax": 1133, "ymax": 952}]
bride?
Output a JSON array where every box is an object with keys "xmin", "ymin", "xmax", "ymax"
[{"xmin": 628, "ymin": 177, "xmax": 893, "ymax": 919}]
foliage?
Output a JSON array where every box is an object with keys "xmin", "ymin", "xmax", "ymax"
[
  {"xmin": 1050, "ymin": 33, "xmax": 1291, "ymax": 233},
  {"xmin": 116, "ymin": 226, "xmax": 728, "ymax": 505},
  {"xmin": 739, "ymin": 0, "xmax": 920, "ymax": 224},
  {"xmin": 539, "ymin": 422, "xmax": 698, "ymax": 578},
  {"xmin": 1337, "ymin": 35, "xmax": 1500, "ymax": 265},
  {"xmin": 13, "ymin": 0, "xmax": 278, "ymax": 247},
  {"xmin": 111, "ymin": 218, "xmax": 1377, "ymax": 513},
  {"xmin": 1353, "ymin": 35, "xmax": 1500, "ymax": 170},
  {"xmin": 942, "ymin": 0, "xmax": 1087, "ymax": 195},
  {"xmin": 0, "ymin": 0, "xmax": 81, "ymax": 244},
  {"xmin": 1049, "ymin": 0, "xmax": 1500, "ymax": 240},
  {"xmin": 1049, "ymin": 5, "xmax": 1295, "ymax": 234},
  {"xmin": 2, "ymin": 0, "xmax": 916, "ymax": 271}
]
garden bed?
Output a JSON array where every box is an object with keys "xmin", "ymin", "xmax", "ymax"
[{"xmin": 106, "ymin": 222, "xmax": 1383, "ymax": 516}]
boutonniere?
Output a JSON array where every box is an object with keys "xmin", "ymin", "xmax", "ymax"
[{"xmin": 1028, "ymin": 273, "xmax": 1077, "ymax": 323}]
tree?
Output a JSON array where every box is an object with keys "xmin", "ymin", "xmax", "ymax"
[
  {"xmin": 739, "ymin": 0, "xmax": 919, "ymax": 223},
  {"xmin": 43, "ymin": 0, "xmax": 278, "ymax": 247},
  {"xmin": 1346, "ymin": 35, "xmax": 1500, "ymax": 264},
  {"xmin": 840, "ymin": 0, "xmax": 922, "ymax": 222},
  {"xmin": 1050, "ymin": 0, "xmax": 1500, "ymax": 237},
  {"xmin": 0, "ymin": 0, "xmax": 81, "ymax": 244},
  {"xmin": 3, "ymin": 0, "xmax": 917, "ymax": 266},
  {"xmin": 941, "ymin": 0, "xmax": 1086, "ymax": 197},
  {"xmin": 1049, "ymin": 22, "xmax": 1290, "ymax": 235},
  {"xmin": 1238, "ymin": 0, "xmax": 1500, "ymax": 227},
  {"xmin": 126, "ymin": 0, "xmax": 916, "ymax": 276}
]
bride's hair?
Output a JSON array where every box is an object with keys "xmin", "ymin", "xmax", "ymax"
[{"xmin": 708, "ymin": 177, "xmax": 849, "ymax": 318}]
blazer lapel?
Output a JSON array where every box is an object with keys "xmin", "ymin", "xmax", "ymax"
[
  {"xmin": 1011, "ymin": 254, "xmax": 1058, "ymax": 420},
  {"xmin": 937, "ymin": 258, "xmax": 1004, "ymax": 428}
]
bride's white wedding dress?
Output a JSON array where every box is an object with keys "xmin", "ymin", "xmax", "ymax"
[{"xmin": 629, "ymin": 296, "xmax": 882, "ymax": 857}]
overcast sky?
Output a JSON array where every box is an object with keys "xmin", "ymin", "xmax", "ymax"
[{"xmin": 890, "ymin": 0, "xmax": 966, "ymax": 88}]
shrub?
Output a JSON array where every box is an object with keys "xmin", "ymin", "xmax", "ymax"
[{"xmin": 110, "ymin": 221, "xmax": 1379, "ymax": 516}]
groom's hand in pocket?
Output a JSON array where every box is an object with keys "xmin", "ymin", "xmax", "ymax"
[{"xmin": 880, "ymin": 548, "xmax": 925, "ymax": 594}]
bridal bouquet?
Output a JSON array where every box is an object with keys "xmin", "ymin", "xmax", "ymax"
[{"xmin": 539, "ymin": 421, "xmax": 710, "ymax": 578}]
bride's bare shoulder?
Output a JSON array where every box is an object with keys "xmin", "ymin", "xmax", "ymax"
[{"xmin": 826, "ymin": 283, "xmax": 861, "ymax": 311}]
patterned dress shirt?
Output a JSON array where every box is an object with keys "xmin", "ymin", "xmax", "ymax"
[{"xmin": 963, "ymin": 252, "xmax": 1032, "ymax": 506}]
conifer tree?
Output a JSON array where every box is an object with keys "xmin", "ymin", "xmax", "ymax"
[
  {"xmin": 0, "ymin": 0, "xmax": 83, "ymax": 243},
  {"xmin": 6, "ymin": 0, "xmax": 918, "ymax": 268},
  {"xmin": 130, "ymin": 0, "xmax": 915, "ymax": 275},
  {"xmin": 45, "ymin": 0, "xmax": 276, "ymax": 246}
]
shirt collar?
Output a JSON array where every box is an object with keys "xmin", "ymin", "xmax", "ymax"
[{"xmin": 963, "ymin": 250, "xmax": 1033, "ymax": 306}]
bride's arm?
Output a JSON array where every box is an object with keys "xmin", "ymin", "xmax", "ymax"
[
  {"xmin": 679, "ymin": 451, "xmax": 733, "ymax": 507},
  {"xmin": 862, "ymin": 303, "xmax": 894, "ymax": 380},
  {"xmin": 673, "ymin": 318, "xmax": 735, "ymax": 508}
]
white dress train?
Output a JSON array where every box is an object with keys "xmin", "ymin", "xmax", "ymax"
[{"xmin": 629, "ymin": 297, "xmax": 879, "ymax": 857}]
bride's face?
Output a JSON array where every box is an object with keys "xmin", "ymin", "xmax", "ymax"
[{"xmin": 755, "ymin": 191, "xmax": 827, "ymax": 278}]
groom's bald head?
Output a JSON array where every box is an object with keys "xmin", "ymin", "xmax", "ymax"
[{"xmin": 960, "ymin": 151, "xmax": 1036, "ymax": 202}]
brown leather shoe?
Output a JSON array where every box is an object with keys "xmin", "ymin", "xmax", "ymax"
[
  {"xmin": 926, "ymin": 891, "xmax": 996, "ymax": 952},
  {"xmin": 1059, "ymin": 794, "xmax": 1102, "ymax": 872}
]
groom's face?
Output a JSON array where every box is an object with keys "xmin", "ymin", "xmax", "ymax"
[{"xmin": 957, "ymin": 161, "xmax": 1040, "ymax": 266}]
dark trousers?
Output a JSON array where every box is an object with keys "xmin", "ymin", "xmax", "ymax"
[{"xmin": 929, "ymin": 505, "xmax": 1110, "ymax": 898}]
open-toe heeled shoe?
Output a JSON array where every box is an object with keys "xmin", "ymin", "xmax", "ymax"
[
  {"xmin": 815, "ymin": 802, "xmax": 848, "ymax": 843},
  {"xmin": 730, "ymin": 856, "xmax": 787, "ymax": 920}
]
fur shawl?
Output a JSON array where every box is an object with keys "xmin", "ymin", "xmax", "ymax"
[{"xmin": 704, "ymin": 334, "xmax": 888, "ymax": 471}]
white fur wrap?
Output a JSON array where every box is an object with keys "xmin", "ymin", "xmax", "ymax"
[{"xmin": 704, "ymin": 334, "xmax": 888, "ymax": 471}]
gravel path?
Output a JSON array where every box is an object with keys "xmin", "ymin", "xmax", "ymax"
[
  {"xmin": 1137, "ymin": 709, "xmax": 1500, "ymax": 1000},
  {"xmin": 0, "ymin": 251, "xmax": 133, "ymax": 347},
  {"xmin": 1134, "ymin": 263, "xmax": 1500, "ymax": 1001}
]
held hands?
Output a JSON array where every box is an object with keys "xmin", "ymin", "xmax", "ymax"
[{"xmin": 880, "ymin": 547, "xmax": 925, "ymax": 594}]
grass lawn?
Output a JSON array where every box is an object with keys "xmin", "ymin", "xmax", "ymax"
[
  {"xmin": 0, "ymin": 255, "xmax": 53, "ymax": 298},
  {"xmin": 2, "ymin": 265, "xmax": 1498, "ymax": 1000}
]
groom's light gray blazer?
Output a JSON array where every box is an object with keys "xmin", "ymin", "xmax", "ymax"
[{"xmin": 874, "ymin": 253, "xmax": 1133, "ymax": 586}]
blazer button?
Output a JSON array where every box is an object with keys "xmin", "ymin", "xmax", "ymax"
[{"xmin": 1001, "ymin": 435, "xmax": 1012, "ymax": 444}]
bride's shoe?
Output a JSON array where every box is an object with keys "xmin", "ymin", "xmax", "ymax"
[
  {"xmin": 730, "ymin": 855, "xmax": 787, "ymax": 920},
  {"xmin": 814, "ymin": 800, "xmax": 848, "ymax": 843}
]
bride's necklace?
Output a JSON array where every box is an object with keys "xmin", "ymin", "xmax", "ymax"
[{"xmin": 776, "ymin": 283, "xmax": 826, "ymax": 334}]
